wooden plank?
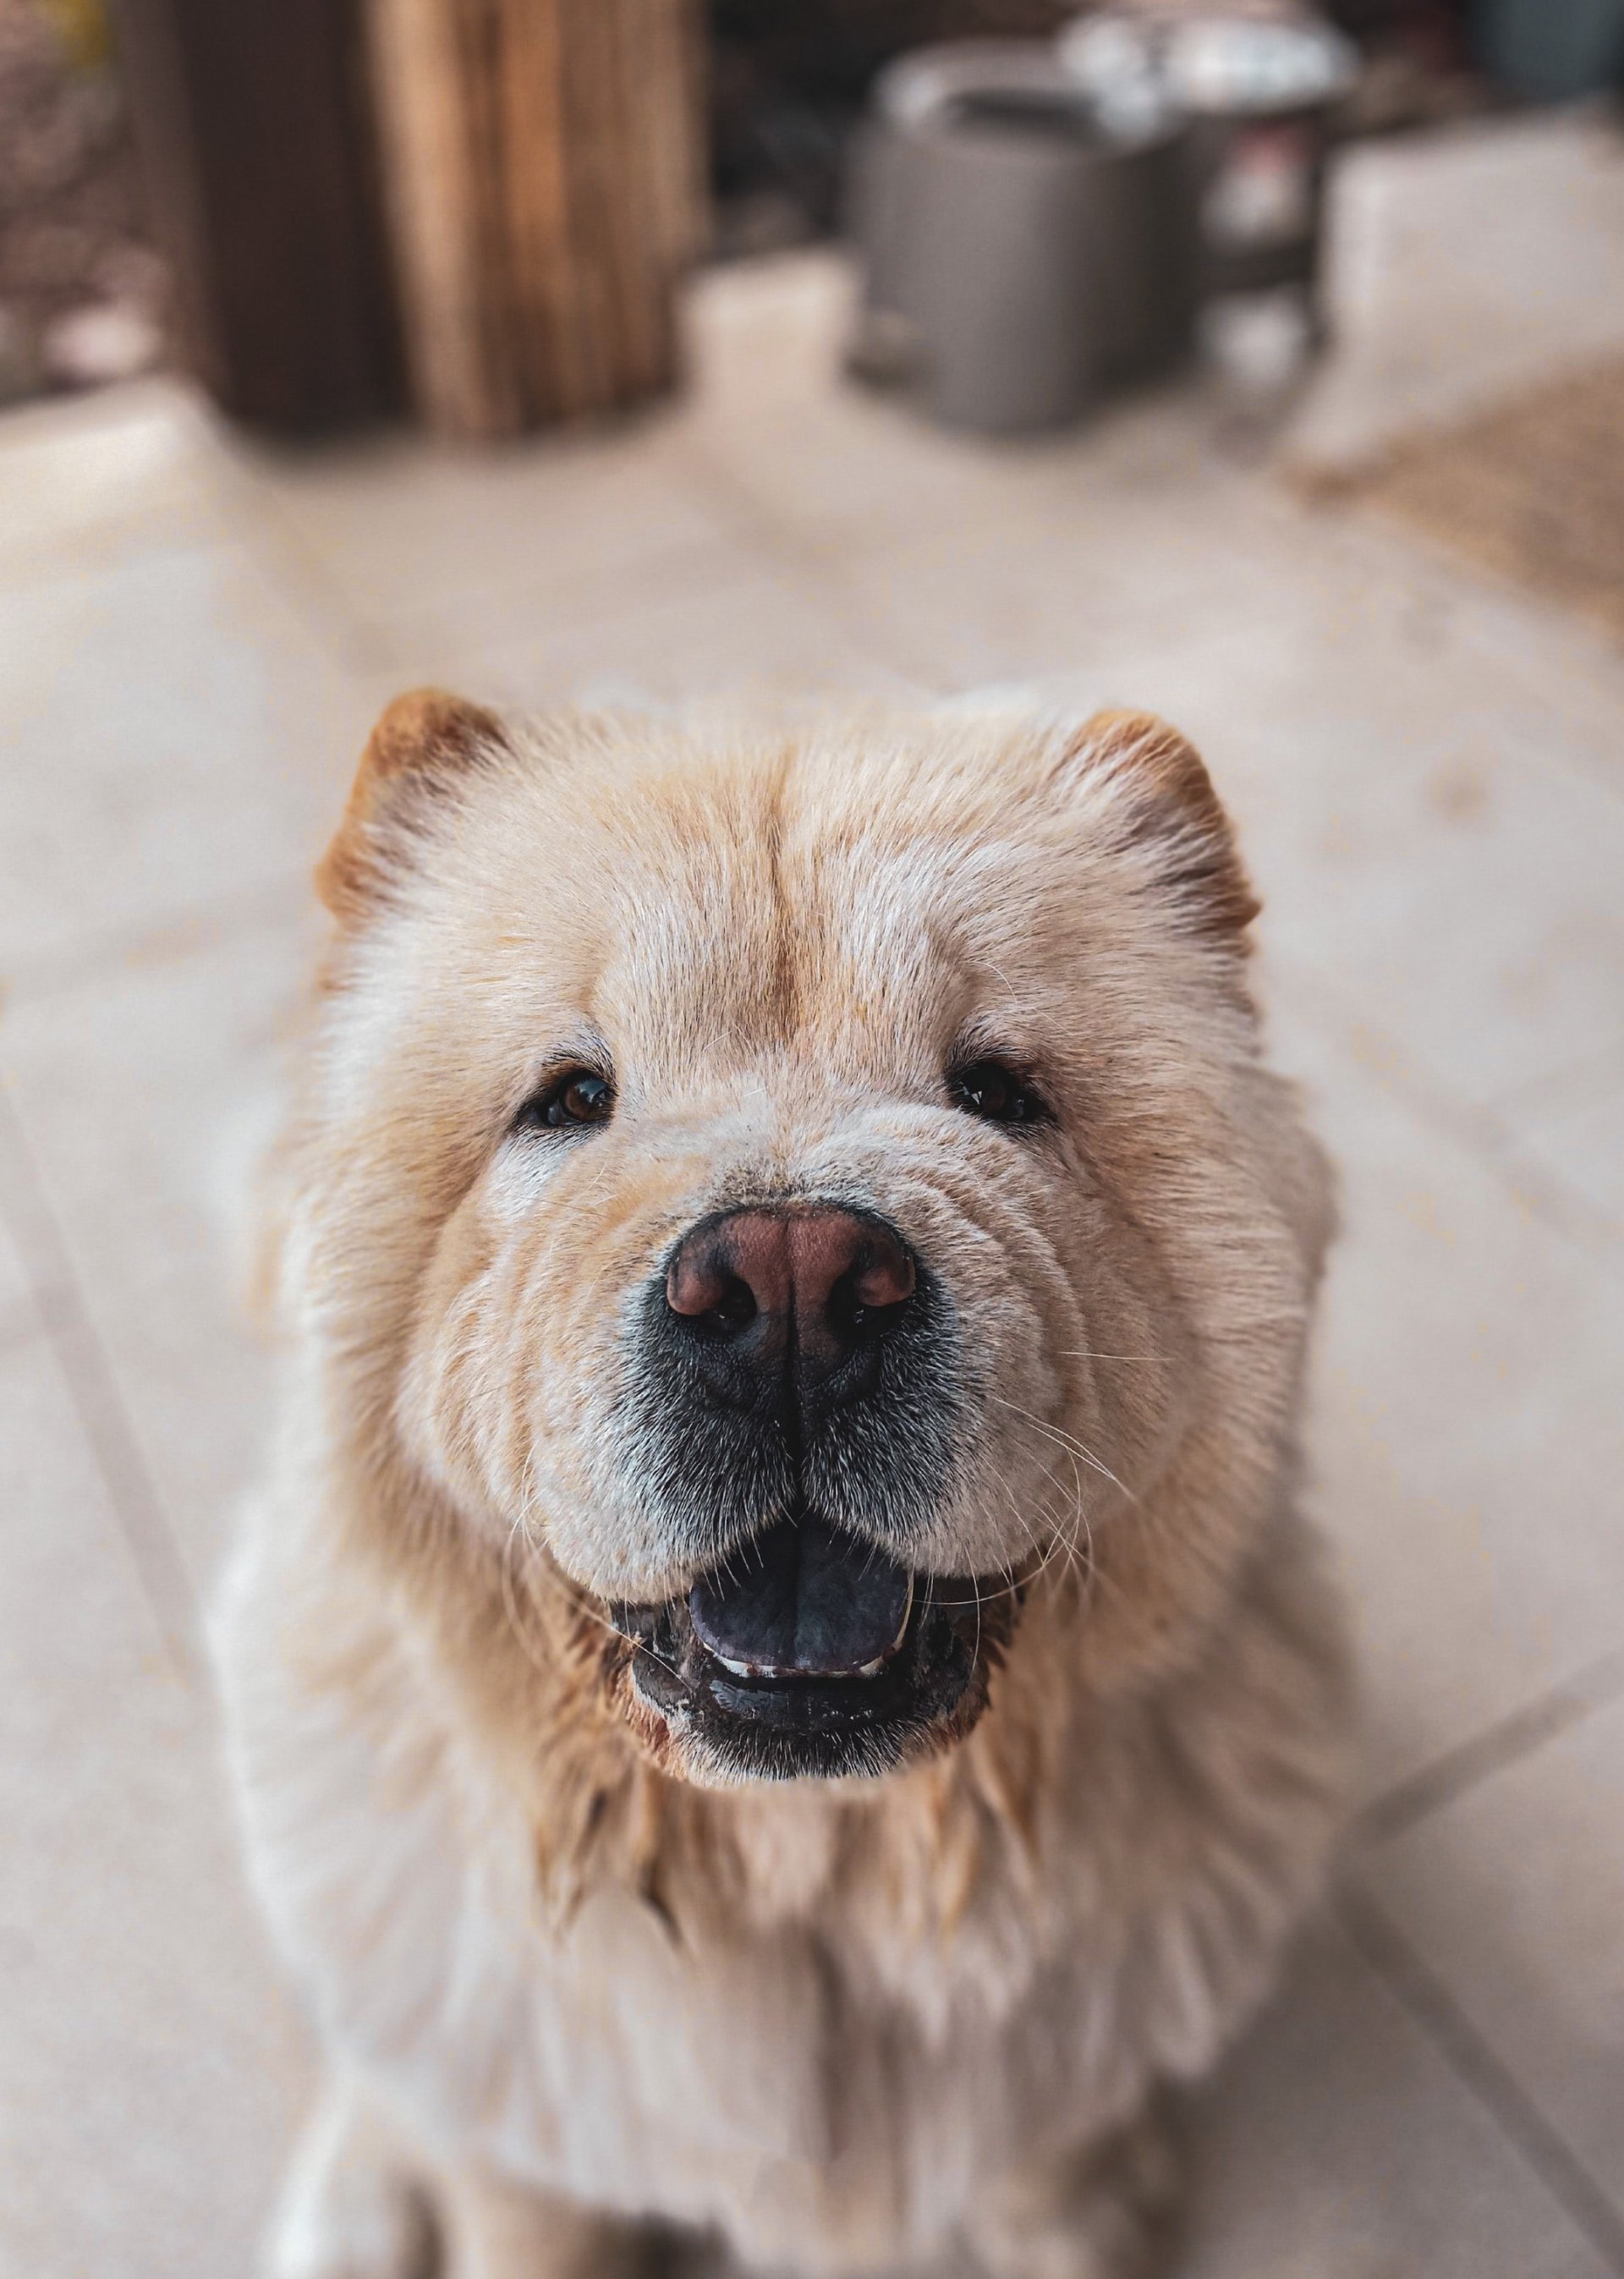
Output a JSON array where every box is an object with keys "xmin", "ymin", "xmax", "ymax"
[
  {"xmin": 368, "ymin": 0, "xmax": 708, "ymax": 437},
  {"xmin": 112, "ymin": 0, "xmax": 404, "ymax": 430}
]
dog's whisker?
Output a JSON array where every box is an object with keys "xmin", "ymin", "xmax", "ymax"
[
  {"xmin": 565, "ymin": 1586, "xmax": 688, "ymax": 1693},
  {"xmin": 1051, "ymin": 1351, "xmax": 1162, "ymax": 1361},
  {"xmin": 931, "ymin": 1469, "xmax": 1090, "ymax": 1617},
  {"xmin": 990, "ymin": 1396, "xmax": 1137, "ymax": 1504},
  {"xmin": 989, "ymin": 1429, "xmax": 1119, "ymax": 1617},
  {"xmin": 497, "ymin": 1517, "xmax": 690, "ymax": 1694}
]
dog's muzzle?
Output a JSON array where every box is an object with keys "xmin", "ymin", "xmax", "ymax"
[
  {"xmin": 611, "ymin": 1203, "xmax": 1012, "ymax": 1778},
  {"xmin": 623, "ymin": 1200, "xmax": 967, "ymax": 1568}
]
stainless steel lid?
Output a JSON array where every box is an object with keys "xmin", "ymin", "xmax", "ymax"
[{"xmin": 1059, "ymin": 12, "xmax": 1359, "ymax": 118}]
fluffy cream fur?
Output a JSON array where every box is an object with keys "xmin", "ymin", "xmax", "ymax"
[{"xmin": 214, "ymin": 695, "xmax": 1352, "ymax": 2279}]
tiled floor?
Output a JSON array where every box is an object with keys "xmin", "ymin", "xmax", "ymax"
[{"xmin": 3, "ymin": 118, "xmax": 1623, "ymax": 2279}]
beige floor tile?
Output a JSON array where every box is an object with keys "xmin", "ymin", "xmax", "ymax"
[
  {"xmin": 1180, "ymin": 1917, "xmax": 1611, "ymax": 2279},
  {"xmin": 0, "ymin": 903, "xmax": 319, "ymax": 1590},
  {"xmin": 1260, "ymin": 977, "xmax": 1624, "ymax": 1798},
  {"xmin": 223, "ymin": 409, "xmax": 753, "ymax": 663},
  {"xmin": 1357, "ymin": 1689, "xmax": 1624, "ymax": 2232},
  {"xmin": 431, "ymin": 553, "xmax": 919, "ymax": 711},
  {"xmin": 1235, "ymin": 667, "xmax": 1624, "ymax": 1118},
  {"xmin": 1392, "ymin": 554, "xmax": 1624, "ymax": 810},
  {"xmin": 1257, "ymin": 747, "xmax": 1621, "ymax": 1121},
  {"xmin": 1512, "ymin": 1074, "xmax": 1624, "ymax": 1244},
  {"xmin": 1292, "ymin": 114, "xmax": 1624, "ymax": 475},
  {"xmin": 0, "ymin": 378, "xmax": 243, "ymax": 583},
  {"xmin": 0, "ymin": 1206, "xmax": 32, "ymax": 1331},
  {"xmin": 0, "ymin": 1327, "xmax": 310, "ymax": 2279},
  {"xmin": 0, "ymin": 535, "xmax": 382, "ymax": 986},
  {"xmin": 825, "ymin": 465, "xmax": 1308, "ymax": 695},
  {"xmin": 687, "ymin": 346, "xmax": 1095, "ymax": 562}
]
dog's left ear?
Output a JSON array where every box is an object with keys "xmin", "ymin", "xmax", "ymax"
[
  {"xmin": 1053, "ymin": 708, "xmax": 1259, "ymax": 944},
  {"xmin": 317, "ymin": 687, "xmax": 510, "ymax": 923}
]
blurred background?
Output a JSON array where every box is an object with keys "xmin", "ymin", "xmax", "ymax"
[{"xmin": 3, "ymin": 3, "xmax": 1623, "ymax": 2275}]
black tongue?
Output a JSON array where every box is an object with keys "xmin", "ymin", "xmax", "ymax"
[{"xmin": 690, "ymin": 1515, "xmax": 912, "ymax": 1679}]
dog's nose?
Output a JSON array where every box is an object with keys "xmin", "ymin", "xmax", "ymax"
[{"xmin": 665, "ymin": 1205, "xmax": 916, "ymax": 1394}]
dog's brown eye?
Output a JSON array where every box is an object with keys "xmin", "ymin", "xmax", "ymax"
[
  {"xmin": 950, "ymin": 1058, "xmax": 1045, "ymax": 1127},
  {"xmin": 523, "ymin": 1069, "xmax": 614, "ymax": 1131}
]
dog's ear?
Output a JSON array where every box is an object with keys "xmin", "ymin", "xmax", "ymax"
[
  {"xmin": 1052, "ymin": 707, "xmax": 1259, "ymax": 944},
  {"xmin": 317, "ymin": 688, "xmax": 510, "ymax": 923}
]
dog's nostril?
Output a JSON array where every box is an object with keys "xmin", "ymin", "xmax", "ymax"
[
  {"xmin": 845, "ymin": 1237, "xmax": 916, "ymax": 1317},
  {"xmin": 705, "ymin": 1276, "xmax": 757, "ymax": 1334},
  {"xmin": 666, "ymin": 1248, "xmax": 760, "ymax": 1338},
  {"xmin": 829, "ymin": 1271, "xmax": 897, "ymax": 1341}
]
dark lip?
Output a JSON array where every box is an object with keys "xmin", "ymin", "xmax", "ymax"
[{"xmin": 610, "ymin": 1550, "xmax": 1020, "ymax": 1782}]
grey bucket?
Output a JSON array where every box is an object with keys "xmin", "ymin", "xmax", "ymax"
[{"xmin": 850, "ymin": 44, "xmax": 1197, "ymax": 436}]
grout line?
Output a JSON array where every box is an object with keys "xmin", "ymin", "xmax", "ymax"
[
  {"xmin": 677, "ymin": 432, "xmax": 950, "ymax": 695},
  {"xmin": 1495, "ymin": 1147, "xmax": 1622, "ymax": 1263},
  {"xmin": 1337, "ymin": 1883, "xmax": 1624, "ymax": 2274},
  {"xmin": 1271, "ymin": 960, "xmax": 1624, "ymax": 1277},
  {"xmin": 1328, "ymin": 500, "xmax": 1624, "ymax": 807},
  {"xmin": 0, "ymin": 1085, "xmax": 201, "ymax": 1683},
  {"xmin": 195, "ymin": 432, "xmax": 406, "ymax": 680},
  {"xmin": 0, "ymin": 1289, "xmax": 45, "ymax": 1356},
  {"xmin": 1356, "ymin": 1650, "xmax": 1624, "ymax": 1848},
  {"xmin": 1485, "ymin": 1038, "xmax": 1624, "ymax": 1131}
]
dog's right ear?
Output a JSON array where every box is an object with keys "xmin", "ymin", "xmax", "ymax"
[
  {"xmin": 1052, "ymin": 708, "xmax": 1259, "ymax": 947},
  {"xmin": 317, "ymin": 688, "xmax": 509, "ymax": 924}
]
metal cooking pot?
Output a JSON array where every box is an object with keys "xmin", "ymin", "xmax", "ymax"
[{"xmin": 1059, "ymin": 12, "xmax": 1358, "ymax": 342}]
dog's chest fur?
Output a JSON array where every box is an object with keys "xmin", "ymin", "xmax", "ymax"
[{"xmin": 218, "ymin": 1505, "xmax": 1346, "ymax": 2275}]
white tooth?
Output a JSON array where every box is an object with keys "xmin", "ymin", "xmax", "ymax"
[
  {"xmin": 716, "ymin": 1577, "xmax": 916, "ymax": 1685},
  {"xmin": 858, "ymin": 1576, "xmax": 915, "ymax": 1678}
]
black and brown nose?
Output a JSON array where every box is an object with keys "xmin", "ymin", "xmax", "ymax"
[{"xmin": 664, "ymin": 1205, "xmax": 916, "ymax": 1397}]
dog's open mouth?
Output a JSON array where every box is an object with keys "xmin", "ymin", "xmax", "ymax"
[{"xmin": 611, "ymin": 1513, "xmax": 1014, "ymax": 1782}]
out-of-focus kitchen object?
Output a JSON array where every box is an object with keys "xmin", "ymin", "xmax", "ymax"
[
  {"xmin": 1473, "ymin": 0, "xmax": 1624, "ymax": 100},
  {"xmin": 848, "ymin": 41, "xmax": 1198, "ymax": 434},
  {"xmin": 1059, "ymin": 11, "xmax": 1358, "ymax": 345}
]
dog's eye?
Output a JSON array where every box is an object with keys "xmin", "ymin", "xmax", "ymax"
[
  {"xmin": 949, "ymin": 1057, "xmax": 1046, "ymax": 1127},
  {"xmin": 521, "ymin": 1069, "xmax": 615, "ymax": 1131}
]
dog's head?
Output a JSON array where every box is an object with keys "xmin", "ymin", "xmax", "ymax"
[{"xmin": 288, "ymin": 693, "xmax": 1327, "ymax": 1788}]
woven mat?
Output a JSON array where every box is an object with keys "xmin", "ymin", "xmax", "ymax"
[{"xmin": 1311, "ymin": 356, "xmax": 1624, "ymax": 641}]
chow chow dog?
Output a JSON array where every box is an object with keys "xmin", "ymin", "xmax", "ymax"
[{"xmin": 215, "ymin": 691, "xmax": 1351, "ymax": 2279}]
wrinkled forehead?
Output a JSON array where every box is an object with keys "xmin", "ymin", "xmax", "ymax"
[
  {"xmin": 590, "ymin": 826, "xmax": 990, "ymax": 1080},
  {"xmin": 441, "ymin": 747, "xmax": 1040, "ymax": 1084}
]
